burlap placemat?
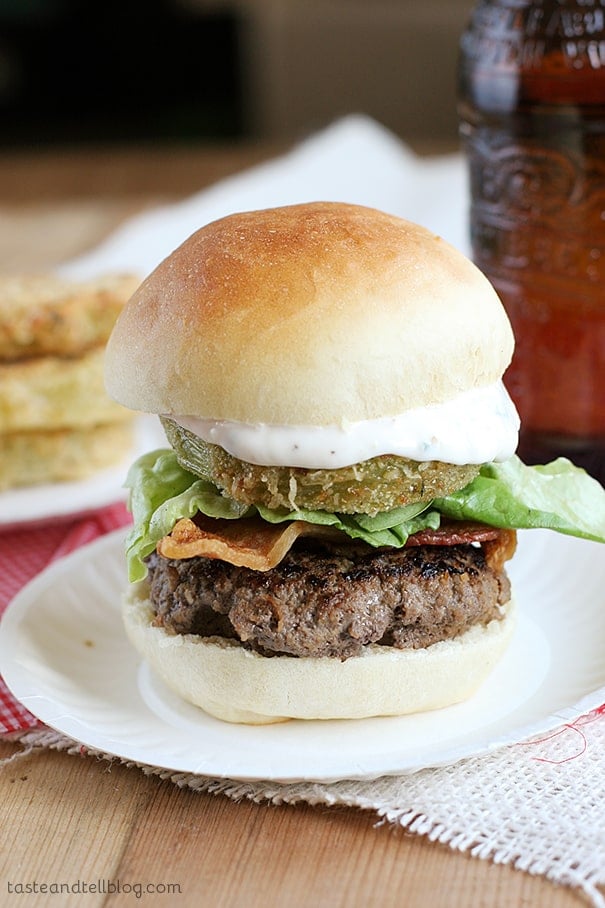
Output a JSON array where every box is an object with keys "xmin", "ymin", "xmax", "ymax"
[{"xmin": 4, "ymin": 707, "xmax": 605, "ymax": 908}]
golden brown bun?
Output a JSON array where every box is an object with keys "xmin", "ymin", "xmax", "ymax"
[
  {"xmin": 105, "ymin": 203, "xmax": 514, "ymax": 425},
  {"xmin": 123, "ymin": 581, "xmax": 515, "ymax": 725}
]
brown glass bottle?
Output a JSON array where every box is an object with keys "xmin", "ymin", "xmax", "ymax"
[{"xmin": 458, "ymin": 0, "xmax": 605, "ymax": 482}]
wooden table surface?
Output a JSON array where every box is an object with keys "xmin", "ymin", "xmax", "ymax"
[{"xmin": 0, "ymin": 141, "xmax": 586, "ymax": 907}]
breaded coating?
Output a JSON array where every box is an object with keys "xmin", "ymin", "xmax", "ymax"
[
  {"xmin": 0, "ymin": 272, "xmax": 140, "ymax": 361},
  {"xmin": 0, "ymin": 345, "xmax": 133, "ymax": 432},
  {"xmin": 162, "ymin": 418, "xmax": 482, "ymax": 515},
  {"xmin": 0, "ymin": 422, "xmax": 135, "ymax": 490}
]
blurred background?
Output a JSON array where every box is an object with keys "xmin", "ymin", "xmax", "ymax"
[{"xmin": 0, "ymin": 0, "xmax": 475, "ymax": 151}]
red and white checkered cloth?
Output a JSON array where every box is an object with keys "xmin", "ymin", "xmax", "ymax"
[{"xmin": 0, "ymin": 502, "xmax": 131, "ymax": 735}]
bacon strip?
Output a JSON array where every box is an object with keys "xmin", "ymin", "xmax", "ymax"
[
  {"xmin": 481, "ymin": 528, "xmax": 517, "ymax": 573},
  {"xmin": 157, "ymin": 515, "xmax": 517, "ymax": 573},
  {"xmin": 157, "ymin": 515, "xmax": 342, "ymax": 572},
  {"xmin": 405, "ymin": 521, "xmax": 517, "ymax": 572},
  {"xmin": 405, "ymin": 520, "xmax": 502, "ymax": 547}
]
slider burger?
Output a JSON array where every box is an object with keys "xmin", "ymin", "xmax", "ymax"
[{"xmin": 105, "ymin": 201, "xmax": 605, "ymax": 724}]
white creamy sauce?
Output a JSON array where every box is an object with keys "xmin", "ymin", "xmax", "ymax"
[{"xmin": 169, "ymin": 381, "xmax": 520, "ymax": 469}]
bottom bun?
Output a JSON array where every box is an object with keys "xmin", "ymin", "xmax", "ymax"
[{"xmin": 123, "ymin": 581, "xmax": 516, "ymax": 725}]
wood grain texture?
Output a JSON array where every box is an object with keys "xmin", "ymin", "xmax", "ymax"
[{"xmin": 0, "ymin": 742, "xmax": 583, "ymax": 908}]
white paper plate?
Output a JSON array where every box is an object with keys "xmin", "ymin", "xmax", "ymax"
[
  {"xmin": 1, "ymin": 528, "xmax": 604, "ymax": 782},
  {"xmin": 0, "ymin": 417, "xmax": 165, "ymax": 528}
]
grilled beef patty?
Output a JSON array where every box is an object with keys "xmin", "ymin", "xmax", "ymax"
[{"xmin": 146, "ymin": 539, "xmax": 511, "ymax": 660}]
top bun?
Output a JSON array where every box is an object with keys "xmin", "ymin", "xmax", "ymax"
[{"xmin": 105, "ymin": 202, "xmax": 514, "ymax": 425}]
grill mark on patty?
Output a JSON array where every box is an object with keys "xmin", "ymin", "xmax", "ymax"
[{"xmin": 146, "ymin": 539, "xmax": 511, "ymax": 660}]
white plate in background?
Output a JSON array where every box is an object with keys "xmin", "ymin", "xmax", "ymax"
[{"xmin": 0, "ymin": 417, "xmax": 165, "ymax": 528}]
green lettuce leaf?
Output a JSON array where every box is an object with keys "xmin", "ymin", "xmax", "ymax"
[
  {"xmin": 123, "ymin": 450, "xmax": 440, "ymax": 581},
  {"xmin": 257, "ymin": 501, "xmax": 441, "ymax": 548},
  {"xmin": 124, "ymin": 450, "xmax": 605, "ymax": 582},
  {"xmin": 434, "ymin": 456, "xmax": 605, "ymax": 542},
  {"xmin": 124, "ymin": 450, "xmax": 254, "ymax": 581}
]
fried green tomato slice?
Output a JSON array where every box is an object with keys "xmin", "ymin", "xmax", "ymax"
[{"xmin": 161, "ymin": 417, "xmax": 481, "ymax": 516}]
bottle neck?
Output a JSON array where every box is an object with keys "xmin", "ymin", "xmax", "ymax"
[{"xmin": 459, "ymin": 0, "xmax": 605, "ymax": 111}]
